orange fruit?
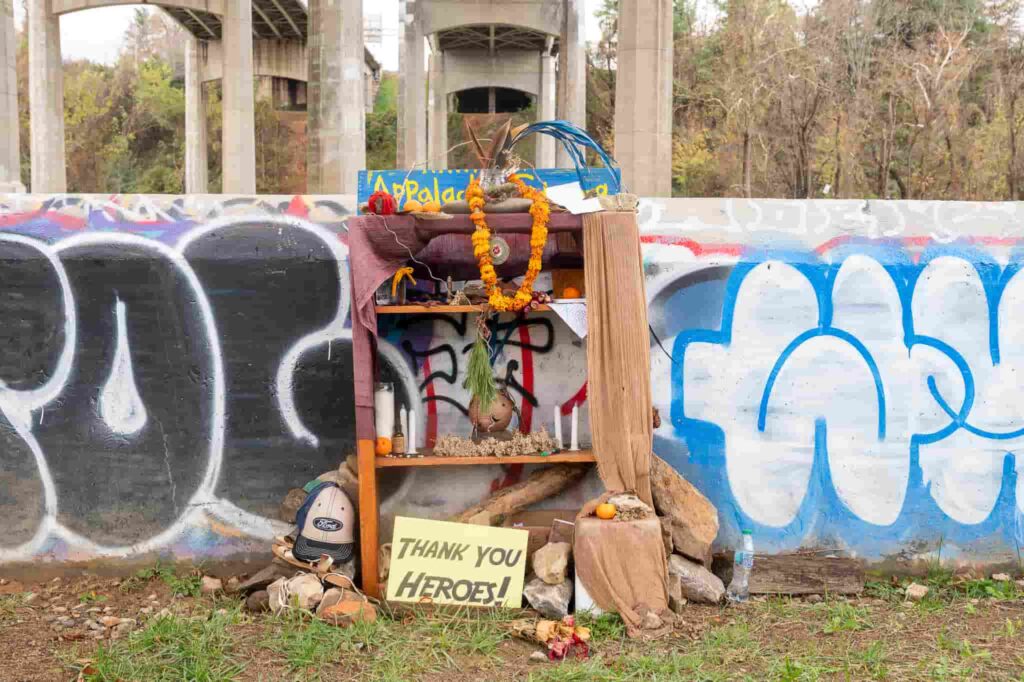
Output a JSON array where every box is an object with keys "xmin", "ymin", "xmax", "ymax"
[
  {"xmin": 403, "ymin": 199, "xmax": 423, "ymax": 212},
  {"xmin": 562, "ymin": 286, "xmax": 582, "ymax": 299},
  {"xmin": 595, "ymin": 503, "xmax": 617, "ymax": 520},
  {"xmin": 375, "ymin": 437, "xmax": 392, "ymax": 457}
]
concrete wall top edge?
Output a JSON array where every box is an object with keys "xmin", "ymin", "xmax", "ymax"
[{"xmin": 51, "ymin": 0, "xmax": 225, "ymax": 17}]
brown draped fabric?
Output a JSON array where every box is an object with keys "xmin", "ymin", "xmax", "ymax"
[{"xmin": 583, "ymin": 211, "xmax": 653, "ymax": 507}]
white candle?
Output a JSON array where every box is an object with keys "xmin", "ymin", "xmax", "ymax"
[
  {"xmin": 570, "ymin": 405, "xmax": 579, "ymax": 451},
  {"xmin": 374, "ymin": 384, "xmax": 395, "ymax": 440},
  {"xmin": 553, "ymin": 405, "xmax": 563, "ymax": 449},
  {"xmin": 398, "ymin": 406, "xmax": 408, "ymax": 454},
  {"xmin": 408, "ymin": 408, "xmax": 418, "ymax": 454}
]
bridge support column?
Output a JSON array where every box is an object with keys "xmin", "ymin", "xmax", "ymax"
[
  {"xmin": 397, "ymin": 0, "xmax": 426, "ymax": 169},
  {"xmin": 536, "ymin": 41, "xmax": 556, "ymax": 169},
  {"xmin": 556, "ymin": 0, "xmax": 586, "ymax": 169},
  {"xmin": 0, "ymin": 0, "xmax": 21, "ymax": 191},
  {"xmin": 28, "ymin": 0, "xmax": 65, "ymax": 193},
  {"xmin": 222, "ymin": 0, "xmax": 256, "ymax": 194},
  {"xmin": 185, "ymin": 38, "xmax": 208, "ymax": 194},
  {"xmin": 427, "ymin": 45, "xmax": 446, "ymax": 170},
  {"xmin": 615, "ymin": 0, "xmax": 673, "ymax": 196},
  {"xmin": 308, "ymin": 0, "xmax": 365, "ymax": 194}
]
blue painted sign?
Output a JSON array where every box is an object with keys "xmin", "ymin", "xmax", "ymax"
[{"xmin": 356, "ymin": 168, "xmax": 620, "ymax": 211}]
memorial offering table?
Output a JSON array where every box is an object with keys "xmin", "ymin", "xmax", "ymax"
[{"xmin": 348, "ymin": 212, "xmax": 596, "ymax": 598}]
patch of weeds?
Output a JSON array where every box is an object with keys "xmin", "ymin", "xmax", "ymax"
[
  {"xmin": 771, "ymin": 655, "xmax": 830, "ymax": 682},
  {"xmin": 699, "ymin": 622, "xmax": 761, "ymax": 668},
  {"xmin": 618, "ymin": 653, "xmax": 710, "ymax": 680},
  {"xmin": 963, "ymin": 602, "xmax": 977, "ymax": 616},
  {"xmin": 165, "ymin": 572, "xmax": 203, "ymax": 598},
  {"xmin": 864, "ymin": 580, "xmax": 903, "ymax": 603},
  {"xmin": 960, "ymin": 578, "xmax": 1018, "ymax": 601},
  {"xmin": 119, "ymin": 562, "xmax": 174, "ymax": 593},
  {"xmin": 526, "ymin": 659, "xmax": 620, "ymax": 682},
  {"xmin": 79, "ymin": 610, "xmax": 244, "ymax": 682},
  {"xmin": 759, "ymin": 596, "xmax": 798, "ymax": 619},
  {"xmin": 576, "ymin": 612, "xmax": 626, "ymax": 642},
  {"xmin": 855, "ymin": 641, "xmax": 889, "ymax": 680},
  {"xmin": 78, "ymin": 591, "xmax": 108, "ymax": 604},
  {"xmin": 821, "ymin": 603, "xmax": 872, "ymax": 634},
  {"xmin": 261, "ymin": 609, "xmax": 350, "ymax": 678},
  {"xmin": 955, "ymin": 639, "xmax": 991, "ymax": 663},
  {"xmin": 999, "ymin": 617, "xmax": 1023, "ymax": 639},
  {"xmin": 0, "ymin": 593, "xmax": 27, "ymax": 625}
]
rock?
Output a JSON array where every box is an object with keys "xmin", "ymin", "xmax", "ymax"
[
  {"xmin": 529, "ymin": 651, "xmax": 549, "ymax": 663},
  {"xmin": 905, "ymin": 583, "xmax": 929, "ymax": 601},
  {"xmin": 225, "ymin": 577, "xmax": 241, "ymax": 594},
  {"xmin": 269, "ymin": 573, "xmax": 324, "ymax": 613},
  {"xmin": 238, "ymin": 561, "xmax": 296, "ymax": 596},
  {"xmin": 667, "ymin": 573, "xmax": 685, "ymax": 614},
  {"xmin": 659, "ymin": 517, "xmax": 674, "ymax": 557},
  {"xmin": 650, "ymin": 454, "xmax": 719, "ymax": 566},
  {"xmin": 993, "ymin": 573, "xmax": 1012, "ymax": 582},
  {"xmin": 57, "ymin": 616, "xmax": 75, "ymax": 626},
  {"xmin": 319, "ymin": 600, "xmax": 377, "ymax": 627},
  {"xmin": 99, "ymin": 616, "xmax": 122, "ymax": 628},
  {"xmin": 668, "ymin": 554, "xmax": 725, "ymax": 604},
  {"xmin": 523, "ymin": 577, "xmax": 572, "ymax": 619},
  {"xmin": 607, "ymin": 493, "xmax": 654, "ymax": 520},
  {"xmin": 139, "ymin": 606, "xmax": 153, "ymax": 615},
  {"xmin": 23, "ymin": 592, "xmax": 38, "ymax": 604},
  {"xmin": 51, "ymin": 606, "xmax": 67, "ymax": 614},
  {"xmin": 111, "ymin": 621, "xmax": 134, "ymax": 640},
  {"xmin": 806, "ymin": 594, "xmax": 823, "ymax": 604},
  {"xmin": 87, "ymin": 607, "xmax": 101, "ymax": 614},
  {"xmin": 1016, "ymin": 580, "xmax": 1024, "ymax": 589},
  {"xmin": 279, "ymin": 488, "xmax": 307, "ymax": 524},
  {"xmin": 533, "ymin": 542, "xmax": 571, "ymax": 585},
  {"xmin": 379, "ymin": 544, "xmax": 392, "ymax": 583},
  {"xmin": 640, "ymin": 610, "xmax": 663, "ymax": 630},
  {"xmin": 316, "ymin": 588, "xmax": 362, "ymax": 616},
  {"xmin": 103, "ymin": 606, "xmax": 112, "ymax": 613},
  {"xmin": 156, "ymin": 608, "xmax": 172, "ymax": 618},
  {"xmin": 200, "ymin": 576, "xmax": 223, "ymax": 595},
  {"xmin": 86, "ymin": 619, "xmax": 104, "ymax": 632},
  {"xmin": 244, "ymin": 590, "xmax": 270, "ymax": 613}
]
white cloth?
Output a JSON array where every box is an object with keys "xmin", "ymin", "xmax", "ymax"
[{"xmin": 548, "ymin": 301, "xmax": 588, "ymax": 339}]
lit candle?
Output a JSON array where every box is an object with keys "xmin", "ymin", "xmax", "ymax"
[
  {"xmin": 553, "ymin": 405, "xmax": 563, "ymax": 449},
  {"xmin": 570, "ymin": 405, "xmax": 579, "ymax": 451},
  {"xmin": 408, "ymin": 408, "xmax": 418, "ymax": 454}
]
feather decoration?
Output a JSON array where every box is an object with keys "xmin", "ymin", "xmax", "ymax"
[{"xmin": 508, "ymin": 120, "xmax": 623, "ymax": 193}]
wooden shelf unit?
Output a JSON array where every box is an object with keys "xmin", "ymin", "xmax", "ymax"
[
  {"xmin": 376, "ymin": 304, "xmax": 552, "ymax": 314},
  {"xmin": 352, "ymin": 212, "xmax": 590, "ymax": 599},
  {"xmin": 375, "ymin": 450, "xmax": 595, "ymax": 468}
]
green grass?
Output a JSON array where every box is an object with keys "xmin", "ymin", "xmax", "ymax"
[
  {"xmin": 118, "ymin": 562, "xmax": 204, "ymax": 598},
  {"xmin": 0, "ymin": 593, "xmax": 28, "ymax": 625},
  {"xmin": 576, "ymin": 612, "xmax": 627, "ymax": 642},
  {"xmin": 821, "ymin": 602, "xmax": 872, "ymax": 634},
  {"xmin": 79, "ymin": 609, "xmax": 246, "ymax": 681},
  {"xmin": 78, "ymin": 591, "xmax": 108, "ymax": 604}
]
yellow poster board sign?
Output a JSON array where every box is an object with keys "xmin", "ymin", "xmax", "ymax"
[{"xmin": 386, "ymin": 516, "xmax": 529, "ymax": 608}]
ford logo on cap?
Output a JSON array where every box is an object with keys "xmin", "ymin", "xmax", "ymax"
[{"xmin": 313, "ymin": 517, "xmax": 342, "ymax": 532}]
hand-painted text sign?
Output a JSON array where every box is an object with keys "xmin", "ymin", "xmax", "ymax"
[
  {"xmin": 357, "ymin": 168, "xmax": 619, "ymax": 211},
  {"xmin": 386, "ymin": 516, "xmax": 529, "ymax": 607}
]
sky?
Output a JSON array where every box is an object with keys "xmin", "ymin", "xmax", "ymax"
[{"xmin": 12, "ymin": 1, "xmax": 608, "ymax": 71}]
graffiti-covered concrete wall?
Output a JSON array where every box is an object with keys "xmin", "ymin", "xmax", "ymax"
[{"xmin": 1, "ymin": 194, "xmax": 1022, "ymax": 571}]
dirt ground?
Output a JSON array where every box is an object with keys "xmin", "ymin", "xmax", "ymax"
[{"xmin": 2, "ymin": 567, "xmax": 1024, "ymax": 681}]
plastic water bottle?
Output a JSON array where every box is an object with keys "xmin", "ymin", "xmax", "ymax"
[{"xmin": 727, "ymin": 530, "xmax": 754, "ymax": 603}]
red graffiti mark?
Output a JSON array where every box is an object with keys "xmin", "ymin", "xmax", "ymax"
[
  {"xmin": 285, "ymin": 195, "xmax": 309, "ymax": 218},
  {"xmin": 422, "ymin": 355, "xmax": 438, "ymax": 448},
  {"xmin": 518, "ymin": 324, "xmax": 534, "ymax": 433},
  {"xmin": 561, "ymin": 382, "xmax": 587, "ymax": 415},
  {"xmin": 640, "ymin": 234, "xmax": 743, "ymax": 257}
]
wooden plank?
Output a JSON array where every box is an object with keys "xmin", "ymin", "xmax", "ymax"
[
  {"xmin": 376, "ymin": 304, "xmax": 553, "ymax": 315},
  {"xmin": 712, "ymin": 552, "xmax": 865, "ymax": 595},
  {"xmin": 375, "ymin": 450, "xmax": 595, "ymax": 468},
  {"xmin": 451, "ymin": 464, "xmax": 590, "ymax": 524},
  {"xmin": 357, "ymin": 438, "xmax": 380, "ymax": 598}
]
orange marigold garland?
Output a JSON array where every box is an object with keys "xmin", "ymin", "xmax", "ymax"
[{"xmin": 468, "ymin": 174, "xmax": 550, "ymax": 312}]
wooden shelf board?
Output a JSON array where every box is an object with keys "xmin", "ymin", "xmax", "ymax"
[
  {"xmin": 375, "ymin": 449, "xmax": 595, "ymax": 468},
  {"xmin": 376, "ymin": 304, "xmax": 552, "ymax": 314}
]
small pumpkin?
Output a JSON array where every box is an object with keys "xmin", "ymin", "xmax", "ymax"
[
  {"xmin": 403, "ymin": 199, "xmax": 424, "ymax": 212},
  {"xmin": 422, "ymin": 200, "xmax": 442, "ymax": 213},
  {"xmin": 561, "ymin": 285, "xmax": 582, "ymax": 299},
  {"xmin": 595, "ymin": 503, "xmax": 617, "ymax": 520},
  {"xmin": 368, "ymin": 190, "xmax": 397, "ymax": 215},
  {"xmin": 375, "ymin": 436, "xmax": 393, "ymax": 457}
]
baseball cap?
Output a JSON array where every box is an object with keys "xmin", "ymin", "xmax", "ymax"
[{"xmin": 293, "ymin": 482, "xmax": 355, "ymax": 565}]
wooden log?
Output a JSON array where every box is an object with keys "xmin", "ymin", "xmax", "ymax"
[
  {"xmin": 649, "ymin": 454, "xmax": 718, "ymax": 566},
  {"xmin": 451, "ymin": 464, "xmax": 589, "ymax": 524},
  {"xmin": 712, "ymin": 552, "xmax": 865, "ymax": 595}
]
